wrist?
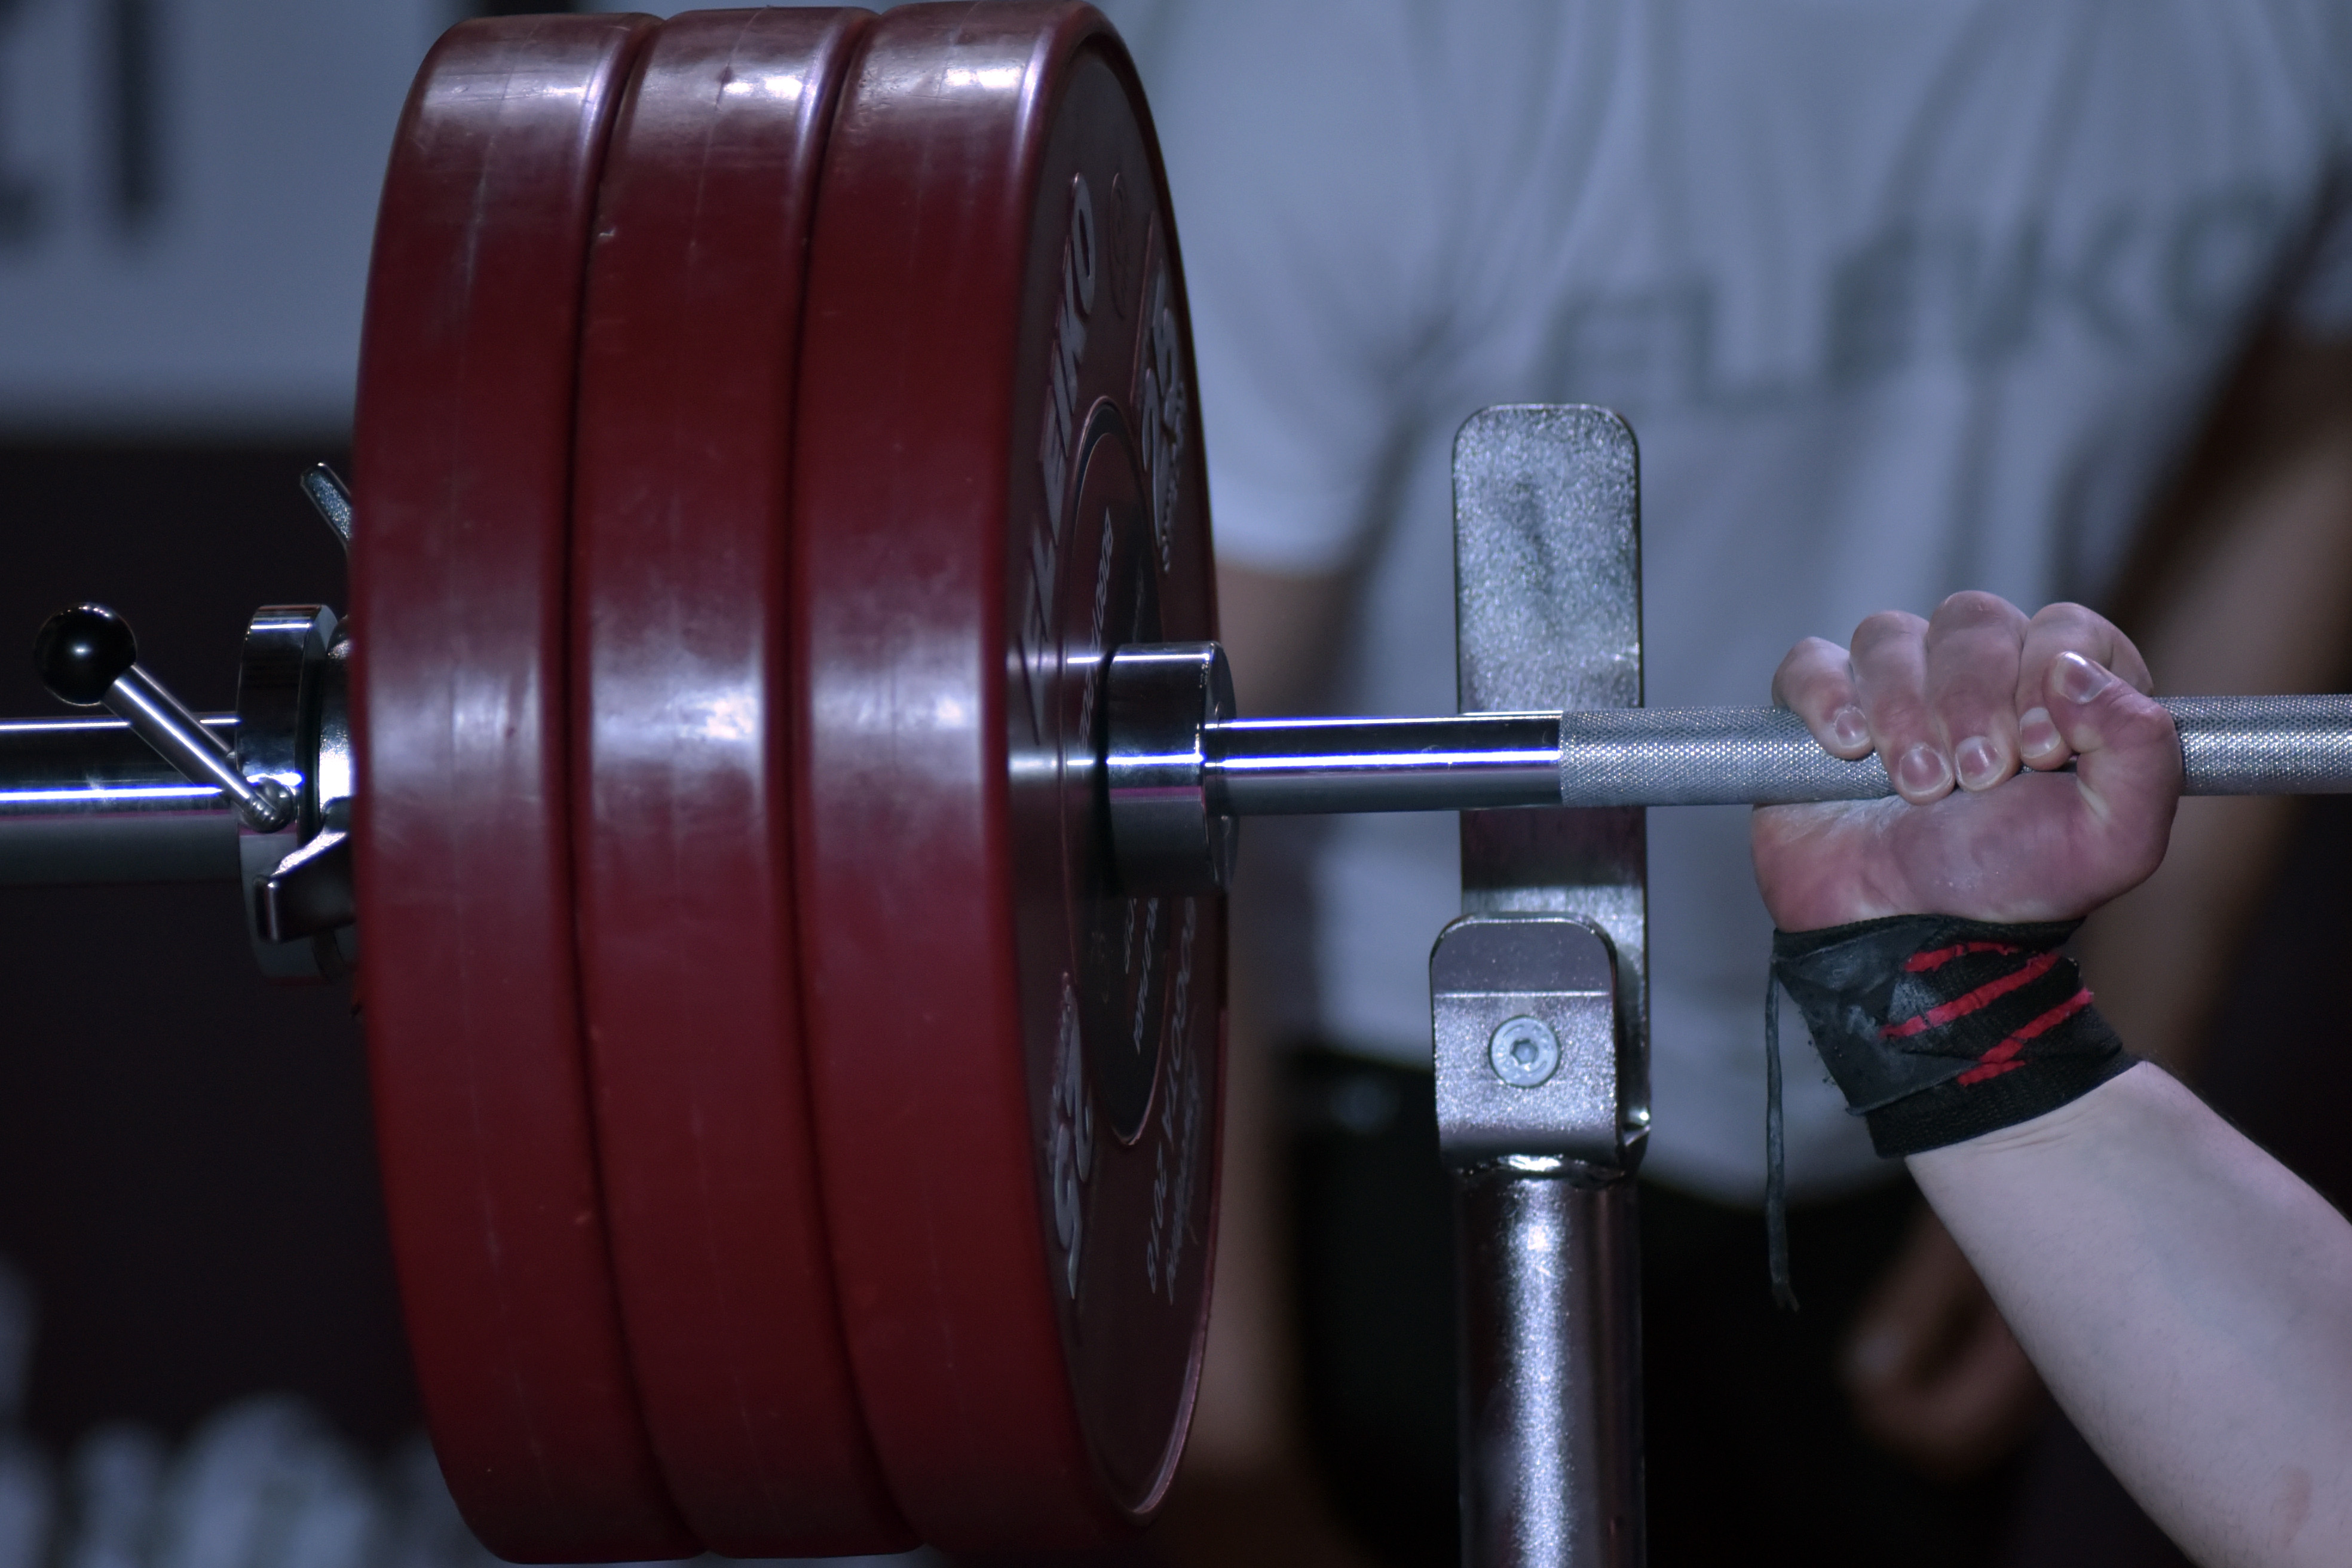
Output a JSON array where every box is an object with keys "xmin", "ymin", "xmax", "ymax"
[
  {"xmin": 1772, "ymin": 914, "xmax": 2134, "ymax": 1159},
  {"xmin": 1909, "ymin": 1058, "xmax": 2158, "ymax": 1165}
]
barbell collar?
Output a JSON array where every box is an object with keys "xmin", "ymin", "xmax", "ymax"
[
  {"xmin": 256, "ymin": 798, "xmax": 354, "ymax": 942},
  {"xmin": 33, "ymin": 604, "xmax": 295, "ymax": 835},
  {"xmin": 298, "ymin": 463, "xmax": 354, "ymax": 558},
  {"xmin": 103, "ymin": 665, "xmax": 296, "ymax": 834}
]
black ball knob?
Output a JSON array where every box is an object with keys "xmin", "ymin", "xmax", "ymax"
[{"xmin": 33, "ymin": 604, "xmax": 137, "ymax": 707}]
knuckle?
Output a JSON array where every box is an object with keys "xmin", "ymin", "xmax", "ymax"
[
  {"xmin": 1782, "ymin": 636, "xmax": 1843, "ymax": 678},
  {"xmin": 1851, "ymin": 610, "xmax": 1926, "ymax": 651},
  {"xmin": 1775, "ymin": 639, "xmax": 1848, "ymax": 707},
  {"xmin": 2131, "ymin": 697, "xmax": 2182, "ymax": 751},
  {"xmin": 2032, "ymin": 599, "xmax": 2104, "ymax": 632},
  {"xmin": 2031, "ymin": 601, "xmax": 2140, "ymax": 663},
  {"xmin": 1934, "ymin": 590, "xmax": 2025, "ymax": 629},
  {"xmin": 1870, "ymin": 693, "xmax": 1931, "ymax": 738}
]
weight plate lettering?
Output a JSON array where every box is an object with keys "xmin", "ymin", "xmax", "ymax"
[{"xmin": 793, "ymin": 3, "xmax": 1221, "ymax": 1545}]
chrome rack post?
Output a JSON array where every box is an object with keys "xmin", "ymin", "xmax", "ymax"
[{"xmin": 1443, "ymin": 406, "xmax": 1649, "ymax": 1568}]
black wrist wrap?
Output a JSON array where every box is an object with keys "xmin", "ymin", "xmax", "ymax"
[{"xmin": 1772, "ymin": 914, "xmax": 2134, "ymax": 1157}]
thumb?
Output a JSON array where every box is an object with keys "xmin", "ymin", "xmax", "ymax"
[{"xmin": 2044, "ymin": 650, "xmax": 2180, "ymax": 875}]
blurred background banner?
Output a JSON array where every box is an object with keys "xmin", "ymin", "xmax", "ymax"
[{"xmin": 0, "ymin": 0, "xmax": 458, "ymax": 439}]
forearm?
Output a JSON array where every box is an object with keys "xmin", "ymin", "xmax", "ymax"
[{"xmin": 1910, "ymin": 1062, "xmax": 2352, "ymax": 1566}]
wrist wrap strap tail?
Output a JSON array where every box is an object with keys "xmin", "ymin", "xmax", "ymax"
[{"xmin": 1762, "ymin": 914, "xmax": 2134, "ymax": 1307}]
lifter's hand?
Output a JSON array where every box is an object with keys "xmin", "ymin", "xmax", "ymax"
[
  {"xmin": 1754, "ymin": 592, "xmax": 2180, "ymax": 1479},
  {"xmin": 1752, "ymin": 593, "xmax": 2182, "ymax": 932}
]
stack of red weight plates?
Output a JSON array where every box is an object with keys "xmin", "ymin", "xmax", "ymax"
[{"xmin": 349, "ymin": 4, "xmax": 1223, "ymax": 1560}]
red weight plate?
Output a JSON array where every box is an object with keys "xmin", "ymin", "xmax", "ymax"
[
  {"xmin": 571, "ymin": 8, "xmax": 913, "ymax": 1557},
  {"xmin": 794, "ymin": 2, "xmax": 1223, "ymax": 1546},
  {"xmin": 350, "ymin": 15, "xmax": 697, "ymax": 1562}
]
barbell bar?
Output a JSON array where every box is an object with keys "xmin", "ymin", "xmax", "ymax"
[
  {"xmin": 1196, "ymin": 697, "xmax": 2352, "ymax": 811},
  {"xmin": 24, "ymin": 632, "xmax": 2350, "ymax": 895}
]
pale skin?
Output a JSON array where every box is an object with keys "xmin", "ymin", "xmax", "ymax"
[{"xmin": 1759, "ymin": 593, "xmax": 2352, "ymax": 1566}]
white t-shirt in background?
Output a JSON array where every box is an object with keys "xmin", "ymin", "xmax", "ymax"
[{"xmin": 1104, "ymin": 0, "xmax": 2352, "ymax": 1202}]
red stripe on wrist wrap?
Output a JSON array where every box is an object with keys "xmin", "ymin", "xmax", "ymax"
[{"xmin": 1772, "ymin": 914, "xmax": 2133, "ymax": 1158}]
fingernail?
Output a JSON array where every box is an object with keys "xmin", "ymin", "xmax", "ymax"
[
  {"xmin": 1955, "ymin": 735, "xmax": 2002, "ymax": 791},
  {"xmin": 1830, "ymin": 705, "xmax": 1869, "ymax": 750},
  {"xmin": 2019, "ymin": 706, "xmax": 2060, "ymax": 756},
  {"xmin": 1896, "ymin": 743, "xmax": 1950, "ymax": 797},
  {"xmin": 2055, "ymin": 651, "xmax": 2113, "ymax": 705}
]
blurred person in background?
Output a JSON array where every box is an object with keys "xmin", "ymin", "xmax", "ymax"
[{"xmin": 1104, "ymin": 4, "xmax": 2352, "ymax": 1566}]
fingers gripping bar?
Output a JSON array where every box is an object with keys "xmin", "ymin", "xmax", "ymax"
[
  {"xmin": 1104, "ymin": 647, "xmax": 2352, "ymax": 890},
  {"xmin": 1539, "ymin": 696, "xmax": 2352, "ymax": 808}
]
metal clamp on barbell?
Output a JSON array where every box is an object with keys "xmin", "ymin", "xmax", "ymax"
[
  {"xmin": 32, "ymin": 605, "xmax": 293, "ymax": 834},
  {"xmin": 14, "ymin": 596, "xmax": 354, "ymax": 978},
  {"xmin": 1104, "ymin": 641, "xmax": 2352, "ymax": 893}
]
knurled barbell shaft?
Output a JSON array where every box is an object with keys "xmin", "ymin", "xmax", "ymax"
[{"xmin": 1202, "ymin": 696, "xmax": 2352, "ymax": 816}]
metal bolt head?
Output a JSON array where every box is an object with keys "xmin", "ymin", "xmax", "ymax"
[{"xmin": 1487, "ymin": 1015, "xmax": 1561, "ymax": 1088}]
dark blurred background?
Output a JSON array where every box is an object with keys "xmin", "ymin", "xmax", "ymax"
[
  {"xmin": 0, "ymin": 0, "xmax": 436, "ymax": 1461},
  {"xmin": 0, "ymin": 446, "xmax": 396, "ymax": 1450}
]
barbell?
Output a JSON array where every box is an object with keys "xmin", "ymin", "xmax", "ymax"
[{"xmin": 11, "ymin": 5, "xmax": 2352, "ymax": 1563}]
